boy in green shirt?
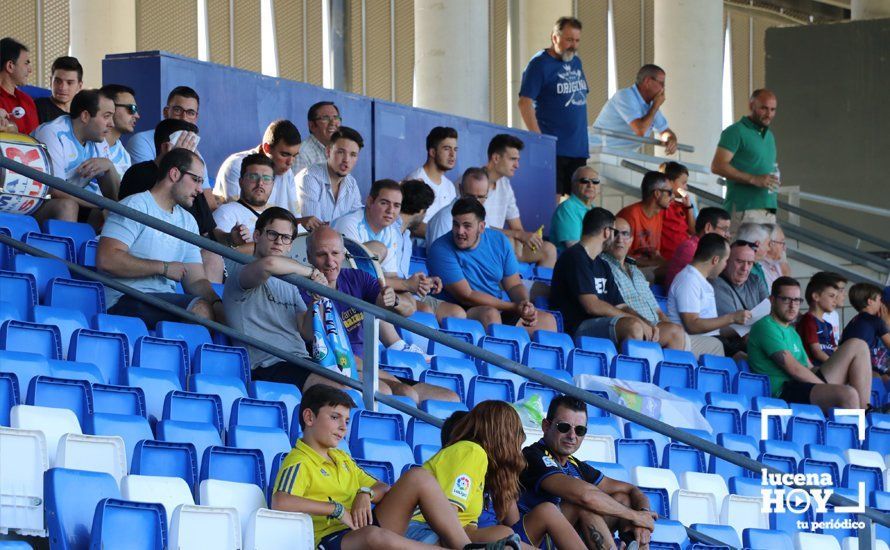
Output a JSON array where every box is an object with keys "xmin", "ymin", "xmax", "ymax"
[{"xmin": 747, "ymin": 276, "xmax": 873, "ymax": 413}]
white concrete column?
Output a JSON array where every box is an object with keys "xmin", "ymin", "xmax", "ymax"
[
  {"xmin": 413, "ymin": 0, "xmax": 489, "ymax": 121},
  {"xmin": 69, "ymin": 0, "xmax": 136, "ymax": 87},
  {"xmin": 509, "ymin": 0, "xmax": 573, "ymax": 129},
  {"xmin": 851, "ymin": 0, "xmax": 890, "ymax": 19},
  {"xmin": 654, "ymin": 0, "xmax": 723, "ymax": 166}
]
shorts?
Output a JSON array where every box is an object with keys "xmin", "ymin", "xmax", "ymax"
[
  {"xmin": 778, "ymin": 369, "xmax": 826, "ymax": 404},
  {"xmin": 574, "ymin": 315, "xmax": 623, "ymax": 343},
  {"xmin": 556, "ymin": 156, "xmax": 588, "ymax": 196},
  {"xmin": 108, "ymin": 292, "xmax": 202, "ymax": 329},
  {"xmin": 419, "ymin": 294, "xmax": 444, "ymax": 311},
  {"xmin": 317, "ymin": 515, "xmax": 382, "ymax": 549},
  {"xmin": 253, "ymin": 361, "xmax": 312, "ymax": 391},
  {"xmin": 404, "ymin": 520, "xmax": 439, "ymax": 544}
]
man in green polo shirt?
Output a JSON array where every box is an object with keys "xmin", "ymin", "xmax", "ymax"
[
  {"xmin": 748, "ymin": 276, "xmax": 874, "ymax": 413},
  {"xmin": 549, "ymin": 166, "xmax": 599, "ymax": 253},
  {"xmin": 711, "ymin": 89, "xmax": 779, "ymax": 231}
]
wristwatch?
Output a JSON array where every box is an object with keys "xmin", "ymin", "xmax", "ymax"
[{"xmin": 358, "ymin": 486, "xmax": 375, "ymax": 499}]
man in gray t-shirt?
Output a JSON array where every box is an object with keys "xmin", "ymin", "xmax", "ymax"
[
  {"xmin": 712, "ymin": 241, "xmax": 768, "ymax": 345},
  {"xmin": 222, "ymin": 206, "xmax": 331, "ymax": 391},
  {"xmin": 97, "ymin": 149, "xmax": 223, "ymax": 327}
]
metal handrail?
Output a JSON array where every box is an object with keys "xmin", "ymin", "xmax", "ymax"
[
  {"xmin": 591, "ymin": 126, "xmax": 696, "ymax": 153},
  {"xmin": 2, "ymin": 155, "xmax": 888, "ymax": 531},
  {"xmin": 798, "ymin": 191, "xmax": 890, "ymax": 219},
  {"xmin": 619, "ymin": 160, "xmax": 890, "ymax": 273}
]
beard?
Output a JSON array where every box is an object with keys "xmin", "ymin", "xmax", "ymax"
[{"xmin": 560, "ymin": 50, "xmax": 576, "ymax": 62}]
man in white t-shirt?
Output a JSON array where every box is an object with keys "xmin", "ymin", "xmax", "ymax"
[
  {"xmin": 212, "ymin": 153, "xmax": 278, "ymax": 242},
  {"xmin": 483, "ymin": 133, "xmax": 557, "ymax": 268},
  {"xmin": 404, "ymin": 126, "xmax": 457, "ymax": 237},
  {"xmin": 31, "ymin": 88, "xmax": 120, "ymax": 225},
  {"xmin": 291, "ymin": 101, "xmax": 341, "ymax": 175},
  {"xmin": 667, "ymin": 233, "xmax": 750, "ymax": 357}
]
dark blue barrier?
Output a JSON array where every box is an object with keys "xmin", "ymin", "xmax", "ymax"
[
  {"xmin": 372, "ymin": 100, "xmax": 557, "ymax": 232},
  {"xmin": 21, "ymin": 85, "xmax": 51, "ymax": 99},
  {"xmin": 102, "ymin": 51, "xmax": 374, "ymax": 193}
]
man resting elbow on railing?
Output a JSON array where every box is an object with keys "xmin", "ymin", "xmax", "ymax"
[{"xmin": 97, "ymin": 148, "xmax": 223, "ymax": 328}]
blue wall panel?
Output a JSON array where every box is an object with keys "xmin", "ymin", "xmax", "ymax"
[
  {"xmin": 102, "ymin": 51, "xmax": 374, "ymax": 193},
  {"xmin": 372, "ymin": 100, "xmax": 557, "ymax": 232}
]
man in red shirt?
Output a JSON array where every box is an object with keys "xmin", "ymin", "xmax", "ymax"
[
  {"xmin": 0, "ymin": 38, "xmax": 38, "ymax": 134},
  {"xmin": 659, "ymin": 161, "xmax": 695, "ymax": 261},
  {"xmin": 664, "ymin": 206, "xmax": 731, "ymax": 288},
  {"xmin": 616, "ymin": 171, "xmax": 672, "ymax": 277}
]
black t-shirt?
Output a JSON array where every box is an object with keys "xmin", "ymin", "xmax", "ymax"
[
  {"xmin": 34, "ymin": 96, "xmax": 67, "ymax": 124},
  {"xmin": 518, "ymin": 440, "xmax": 603, "ymax": 512},
  {"xmin": 119, "ymin": 160, "xmax": 217, "ymax": 237},
  {"xmin": 549, "ymin": 243, "xmax": 624, "ymax": 334}
]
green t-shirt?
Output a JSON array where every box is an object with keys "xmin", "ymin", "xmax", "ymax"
[
  {"xmin": 748, "ymin": 314, "xmax": 811, "ymax": 396},
  {"xmin": 719, "ymin": 116, "xmax": 777, "ymax": 212},
  {"xmin": 549, "ymin": 194, "xmax": 593, "ymax": 253}
]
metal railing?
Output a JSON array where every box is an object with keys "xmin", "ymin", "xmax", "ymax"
[
  {"xmin": 1, "ymin": 155, "xmax": 887, "ymax": 545},
  {"xmin": 591, "ymin": 126, "xmax": 696, "ymax": 153}
]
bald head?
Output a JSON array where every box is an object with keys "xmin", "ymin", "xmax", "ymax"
[
  {"xmin": 749, "ymin": 89, "xmax": 777, "ymax": 127},
  {"xmin": 307, "ymin": 225, "xmax": 343, "ymax": 256},
  {"xmin": 306, "ymin": 225, "xmax": 346, "ymax": 284}
]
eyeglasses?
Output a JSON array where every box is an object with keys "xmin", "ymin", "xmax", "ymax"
[
  {"xmin": 169, "ymin": 105, "xmax": 198, "ymax": 118},
  {"xmin": 578, "ymin": 178, "xmax": 600, "ymax": 185},
  {"xmin": 771, "ymin": 240, "xmax": 786, "ymax": 247},
  {"xmin": 313, "ymin": 115, "xmax": 342, "ymax": 124},
  {"xmin": 555, "ymin": 422, "xmax": 588, "ymax": 437},
  {"xmin": 262, "ymin": 229, "xmax": 295, "ymax": 244},
  {"xmin": 181, "ymin": 169, "xmax": 204, "ymax": 186},
  {"xmin": 115, "ymin": 103, "xmax": 138, "ymax": 115},
  {"xmin": 244, "ymin": 173, "xmax": 273, "ymax": 184},
  {"xmin": 733, "ymin": 239, "xmax": 759, "ymax": 252},
  {"xmin": 613, "ymin": 229, "xmax": 632, "ymax": 239},
  {"xmin": 774, "ymin": 296, "xmax": 803, "ymax": 305},
  {"xmin": 654, "ymin": 188, "xmax": 673, "ymax": 196}
]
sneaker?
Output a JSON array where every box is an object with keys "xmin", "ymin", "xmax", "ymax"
[{"xmin": 390, "ymin": 340, "xmax": 432, "ymax": 362}]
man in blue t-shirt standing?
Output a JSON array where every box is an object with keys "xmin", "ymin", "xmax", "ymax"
[
  {"xmin": 428, "ymin": 197, "xmax": 557, "ymax": 336},
  {"xmin": 518, "ymin": 16, "xmax": 589, "ymax": 199}
]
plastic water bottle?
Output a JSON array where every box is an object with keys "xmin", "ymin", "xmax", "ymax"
[{"xmin": 770, "ymin": 163, "xmax": 781, "ymax": 195}]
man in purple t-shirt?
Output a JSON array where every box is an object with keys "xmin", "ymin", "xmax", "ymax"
[{"xmin": 301, "ymin": 226, "xmax": 459, "ymax": 403}]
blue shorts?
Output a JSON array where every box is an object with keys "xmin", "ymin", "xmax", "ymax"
[
  {"xmin": 404, "ymin": 520, "xmax": 440, "ymax": 544},
  {"xmin": 317, "ymin": 529, "xmax": 350, "ymax": 550},
  {"xmin": 574, "ymin": 315, "xmax": 623, "ymax": 342}
]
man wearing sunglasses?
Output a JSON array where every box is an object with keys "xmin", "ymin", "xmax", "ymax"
[
  {"xmin": 520, "ymin": 396, "xmax": 656, "ymax": 550},
  {"xmin": 748, "ymin": 277, "xmax": 874, "ymax": 414},
  {"xmin": 100, "ymin": 84, "xmax": 140, "ymax": 178},
  {"xmin": 549, "ymin": 166, "xmax": 600, "ymax": 253}
]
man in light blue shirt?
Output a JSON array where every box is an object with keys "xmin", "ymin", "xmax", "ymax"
[
  {"xmin": 97, "ymin": 148, "xmax": 223, "ymax": 327},
  {"xmin": 589, "ymin": 64, "xmax": 678, "ymax": 154}
]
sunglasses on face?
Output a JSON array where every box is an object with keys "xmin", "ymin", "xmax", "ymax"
[
  {"xmin": 115, "ymin": 103, "xmax": 138, "ymax": 115},
  {"xmin": 555, "ymin": 422, "xmax": 587, "ymax": 437},
  {"xmin": 733, "ymin": 239, "xmax": 759, "ymax": 251},
  {"xmin": 578, "ymin": 178, "xmax": 600, "ymax": 185}
]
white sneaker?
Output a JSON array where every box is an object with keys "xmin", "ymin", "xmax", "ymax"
[{"xmin": 390, "ymin": 340, "xmax": 432, "ymax": 362}]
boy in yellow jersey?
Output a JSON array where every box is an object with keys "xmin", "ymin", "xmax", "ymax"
[{"xmin": 271, "ymin": 384, "xmax": 519, "ymax": 550}]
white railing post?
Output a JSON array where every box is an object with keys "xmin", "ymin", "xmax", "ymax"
[{"xmin": 361, "ymin": 312, "xmax": 380, "ymax": 411}]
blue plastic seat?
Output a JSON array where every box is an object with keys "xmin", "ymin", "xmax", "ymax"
[
  {"xmin": 824, "ymin": 420, "xmax": 859, "ymax": 450},
  {"xmin": 92, "ymin": 383, "xmax": 146, "ymax": 417},
  {"xmin": 709, "ymin": 450, "xmax": 751, "ymax": 480},
  {"xmin": 68, "ymin": 328, "xmax": 128, "ymax": 386},
  {"xmin": 661, "ymin": 349, "xmax": 696, "ymax": 368},
  {"xmin": 227, "ymin": 425, "xmax": 291, "ymax": 483},
  {"xmin": 0, "ymin": 319, "xmax": 62, "ymax": 359},
  {"xmin": 610, "ymin": 355, "xmax": 650, "ymax": 382},
  {"xmin": 248, "ymin": 380, "xmax": 301, "ymax": 425},
  {"xmin": 26, "ymin": 375, "xmax": 92, "ymax": 426},
  {"xmin": 761, "ymin": 439, "xmax": 804, "ymax": 463},
  {"xmin": 200, "ymin": 445, "xmax": 267, "ymax": 490},
  {"xmin": 705, "ymin": 391, "xmax": 747, "ymax": 415},
  {"xmin": 698, "ymin": 354, "xmax": 738, "ymax": 378},
  {"xmin": 155, "ymin": 320, "xmax": 212, "ymax": 361},
  {"xmin": 21, "ymin": 231, "xmax": 75, "ymax": 263},
  {"xmin": 654, "ymin": 361, "xmax": 693, "ymax": 389},
  {"xmin": 621, "ymin": 339, "xmax": 663, "ymax": 379},
  {"xmin": 430, "ymin": 356, "xmax": 477, "ymax": 390},
  {"xmin": 615, "ymin": 438, "xmax": 658, "ymax": 469},
  {"xmin": 352, "ymin": 439, "xmax": 415, "ymax": 477},
  {"xmin": 407, "ymin": 418, "xmax": 441, "ymax": 448},
  {"xmin": 587, "ymin": 416, "xmax": 622, "ymax": 439},
  {"xmin": 667, "ymin": 386, "xmax": 706, "ymax": 410},
  {"xmin": 122, "ymin": 365, "xmax": 181, "ymax": 424},
  {"xmin": 441, "ymin": 317, "xmax": 485, "ymax": 345},
  {"xmin": 663, "ymin": 442, "xmax": 706, "ymax": 477},
  {"xmin": 93, "ymin": 313, "xmax": 149, "ymax": 357},
  {"xmin": 156, "ymin": 420, "xmax": 223, "ymax": 471},
  {"xmin": 354, "ymin": 459, "xmax": 395, "ymax": 486},
  {"xmin": 350, "ymin": 410, "xmax": 405, "ymax": 444},
  {"xmin": 32, "ymin": 305, "xmax": 89, "ymax": 358},
  {"xmin": 189, "ymin": 373, "xmax": 249, "ymax": 427},
  {"xmin": 12, "ymin": 254, "xmax": 69, "ymax": 300},
  {"xmin": 467, "ymin": 375, "xmax": 515, "ymax": 407},
  {"xmin": 230, "ymin": 397, "xmax": 287, "ymax": 431},
  {"xmin": 408, "ymin": 256, "xmax": 428, "ymax": 276},
  {"xmin": 566, "ymin": 349, "xmax": 607, "ymax": 377},
  {"xmin": 743, "ymin": 528, "xmax": 793, "ymax": 550},
  {"xmin": 751, "ymin": 396, "xmax": 788, "ymax": 411},
  {"xmin": 487, "ymin": 323, "xmax": 531, "ymax": 353},
  {"xmin": 163, "ymin": 390, "xmax": 224, "ymax": 434},
  {"xmin": 758, "ymin": 451, "xmax": 797, "ymax": 474},
  {"xmin": 703, "ymin": 405, "xmax": 741, "ymax": 435},
  {"xmin": 842, "ymin": 464, "xmax": 884, "ymax": 493},
  {"xmin": 0, "ymin": 371, "xmax": 19, "ymax": 426},
  {"xmin": 805, "ymin": 444, "xmax": 846, "ymax": 476},
  {"xmin": 86, "ymin": 411, "xmax": 154, "ymax": 467},
  {"xmin": 43, "ymin": 219, "xmax": 96, "ymax": 252},
  {"xmin": 790, "ymin": 402, "xmax": 825, "ymax": 421},
  {"xmin": 690, "ymin": 523, "xmax": 741, "ymax": 548},
  {"xmin": 817, "ymin": 509, "xmax": 858, "ymax": 542},
  {"xmin": 132, "ymin": 335, "xmax": 190, "ymax": 388},
  {"xmin": 717, "ymin": 433, "xmax": 758, "ymax": 458},
  {"xmin": 414, "ymin": 444, "xmax": 439, "ymax": 464},
  {"xmin": 0, "ymin": 211, "xmax": 40, "ymax": 238},
  {"xmin": 131, "ymin": 439, "xmax": 199, "ymax": 493},
  {"xmin": 46, "ymin": 278, "xmax": 105, "ymax": 320},
  {"xmin": 865, "ymin": 426, "xmax": 889, "ymax": 454},
  {"xmin": 785, "ymin": 416, "xmax": 825, "ymax": 446},
  {"xmin": 0, "ymin": 350, "xmax": 50, "ymax": 393},
  {"xmin": 743, "ymin": 410, "xmax": 782, "ymax": 440},
  {"xmin": 695, "ymin": 366, "xmax": 729, "ymax": 393},
  {"xmin": 0, "ymin": 298, "xmax": 24, "ymax": 324},
  {"xmin": 771, "ymin": 507, "xmax": 813, "ymax": 535},
  {"xmin": 478, "ymin": 336, "xmax": 525, "ymax": 389},
  {"xmin": 266, "ymin": 451, "xmax": 288, "ymax": 502},
  {"xmin": 733, "ymin": 371, "xmax": 770, "ymax": 399},
  {"xmin": 397, "ymin": 310, "xmax": 438, "ymax": 352},
  {"xmin": 800, "ymin": 457, "xmax": 839, "ymax": 481},
  {"xmin": 193, "ymin": 343, "xmax": 251, "ymax": 384},
  {"xmin": 532, "ymin": 329, "xmax": 574, "ymax": 359},
  {"xmin": 522, "ymin": 342, "xmax": 564, "ymax": 371},
  {"xmin": 728, "ymin": 476, "xmax": 762, "ymax": 497},
  {"xmin": 44, "ymin": 468, "xmax": 121, "ymax": 549},
  {"xmin": 428, "ymin": 329, "xmax": 473, "ymax": 359},
  {"xmin": 0, "ymin": 270, "xmax": 37, "ymax": 320},
  {"xmin": 651, "ymin": 519, "xmax": 690, "ymax": 547},
  {"xmin": 518, "ymin": 382, "xmax": 560, "ymax": 411},
  {"xmin": 79, "ymin": 239, "xmax": 98, "ymax": 268},
  {"xmin": 586, "ymin": 460, "xmax": 629, "ymax": 482},
  {"xmin": 419, "ymin": 399, "xmax": 468, "ymax": 418},
  {"xmin": 418, "ymin": 370, "xmax": 464, "ymax": 401},
  {"xmin": 89, "ymin": 498, "xmax": 166, "ymax": 549},
  {"xmin": 640, "ymin": 486, "xmax": 670, "ymax": 518},
  {"xmin": 575, "ymin": 336, "xmax": 617, "ymax": 364},
  {"xmin": 624, "ymin": 424, "xmax": 669, "ymax": 459},
  {"xmin": 381, "ymin": 349, "xmax": 426, "ymax": 380}
]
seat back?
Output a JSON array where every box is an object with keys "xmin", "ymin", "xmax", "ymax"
[
  {"xmin": 56, "ymin": 433, "xmax": 127, "ymax": 485},
  {"xmin": 193, "ymin": 343, "xmax": 250, "ymax": 383},
  {"xmin": 734, "ymin": 371, "xmax": 770, "ymax": 399},
  {"xmin": 156, "ymin": 321, "xmax": 213, "ymax": 360},
  {"xmin": 131, "ymin": 439, "xmax": 199, "ymax": 494},
  {"xmin": 616, "ymin": 438, "xmax": 658, "ymax": 469},
  {"xmin": 440, "ymin": 317, "xmax": 485, "ymax": 344},
  {"xmin": 168, "ymin": 503, "xmax": 241, "ymax": 550},
  {"xmin": 0, "ymin": 319, "xmax": 62, "ymax": 359},
  {"xmin": 94, "ymin": 313, "xmax": 149, "ymax": 357},
  {"xmin": 12, "ymin": 255, "xmax": 70, "ymax": 300},
  {"xmin": 44, "ymin": 468, "xmax": 121, "ymax": 549},
  {"xmin": 695, "ymin": 367, "xmax": 730, "ymax": 393},
  {"xmin": 68, "ymin": 328, "xmax": 128, "ymax": 386},
  {"xmin": 703, "ymin": 405, "xmax": 741, "ymax": 435},
  {"xmin": 522, "ymin": 342, "xmax": 565, "ymax": 371},
  {"xmin": 46, "ymin": 278, "xmax": 106, "ymax": 320},
  {"xmin": 163, "ymin": 390, "xmax": 224, "ymax": 434},
  {"xmin": 467, "ymin": 376, "xmax": 515, "ymax": 407},
  {"xmin": 90, "ymin": 497, "xmax": 167, "ymax": 550},
  {"xmin": 200, "ymin": 446, "xmax": 266, "ymax": 490},
  {"xmin": 121, "ymin": 474, "xmax": 195, "ymax": 525},
  {"xmin": 566, "ymin": 349, "xmax": 607, "ymax": 377},
  {"xmin": 0, "ymin": 211, "xmax": 40, "ymax": 238},
  {"xmin": 0, "ymin": 426, "xmax": 49, "ymax": 534},
  {"xmin": 243, "ymin": 508, "xmax": 315, "ymax": 550},
  {"xmin": 350, "ymin": 410, "xmax": 405, "ymax": 443},
  {"xmin": 654, "ymin": 361, "xmax": 694, "ymax": 389},
  {"xmin": 487, "ymin": 323, "xmax": 531, "ymax": 352},
  {"xmin": 0, "ymin": 270, "xmax": 37, "ymax": 321},
  {"xmin": 92, "ymin": 383, "xmax": 146, "ymax": 417},
  {"xmin": 699, "ymin": 355, "xmax": 739, "ymax": 378},
  {"xmin": 43, "ymin": 219, "xmax": 96, "ymax": 252},
  {"xmin": 86, "ymin": 412, "xmax": 154, "ymax": 469},
  {"xmin": 575, "ymin": 336, "xmax": 617, "ymax": 364},
  {"xmin": 610, "ymin": 355, "xmax": 651, "ymax": 383},
  {"xmin": 133, "ymin": 335, "xmax": 190, "ymax": 387},
  {"xmin": 622, "ymin": 339, "xmax": 664, "ymax": 380},
  {"xmin": 26, "ymin": 375, "xmax": 93, "ymax": 427},
  {"xmin": 353, "ymin": 458, "xmax": 395, "ymax": 485},
  {"xmin": 21, "ymin": 231, "xmax": 75, "ymax": 263},
  {"xmin": 230, "ymin": 397, "xmax": 287, "ymax": 431},
  {"xmin": 199, "ymin": 479, "xmax": 266, "ymax": 542}
]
